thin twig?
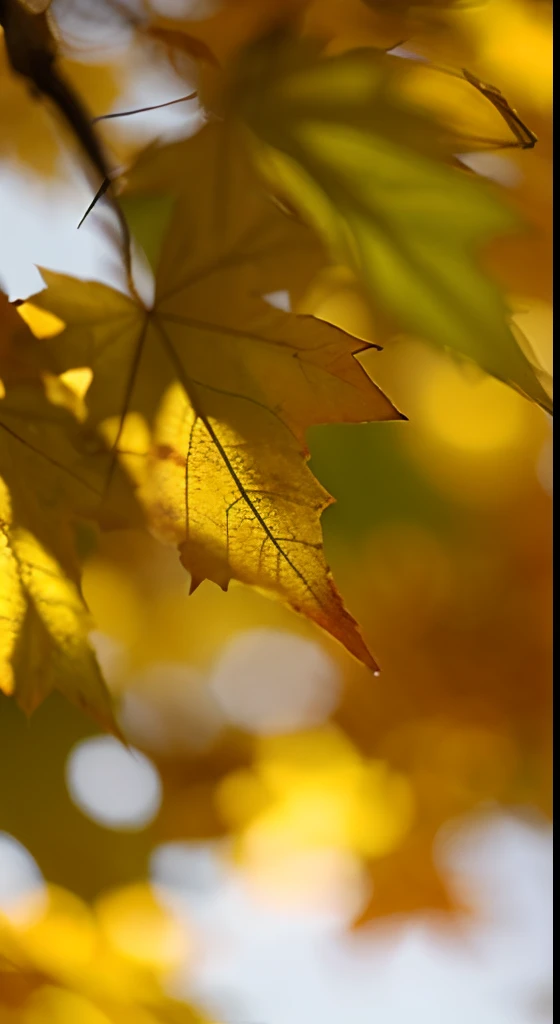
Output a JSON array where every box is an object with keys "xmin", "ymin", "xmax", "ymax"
[{"xmin": 92, "ymin": 92, "xmax": 197, "ymax": 123}]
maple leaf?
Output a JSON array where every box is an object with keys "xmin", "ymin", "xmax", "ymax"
[
  {"xmin": 230, "ymin": 31, "xmax": 553, "ymax": 413},
  {"xmin": 31, "ymin": 122, "xmax": 400, "ymax": 671},
  {"xmin": 0, "ymin": 293, "xmax": 116, "ymax": 728}
]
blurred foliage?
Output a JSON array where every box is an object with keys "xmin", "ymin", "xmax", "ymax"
[
  {"xmin": 0, "ymin": 0, "xmax": 552, "ymax": 1020},
  {"xmin": 0, "ymin": 25, "xmax": 122, "ymax": 176},
  {"xmin": 0, "ymin": 881, "xmax": 206, "ymax": 1022}
]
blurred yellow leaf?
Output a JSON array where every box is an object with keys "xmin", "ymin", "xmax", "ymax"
[
  {"xmin": 15, "ymin": 302, "xmax": 65, "ymax": 340},
  {"xmin": 0, "ymin": 26, "xmax": 121, "ymax": 175},
  {"xmin": 95, "ymin": 885, "xmax": 189, "ymax": 971},
  {"xmin": 0, "ymin": 292, "xmax": 116, "ymax": 728},
  {"xmin": 451, "ymin": 0, "xmax": 552, "ymax": 113},
  {"xmin": 143, "ymin": 0, "xmax": 302, "ymax": 69},
  {"xmin": 143, "ymin": 0, "xmax": 462, "ymax": 71},
  {"xmin": 31, "ymin": 121, "xmax": 399, "ymax": 671},
  {"xmin": 0, "ymin": 883, "xmax": 205, "ymax": 1023},
  {"xmin": 218, "ymin": 726, "xmax": 415, "ymax": 869}
]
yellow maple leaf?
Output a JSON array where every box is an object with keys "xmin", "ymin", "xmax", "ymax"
[
  {"xmin": 31, "ymin": 122, "xmax": 400, "ymax": 671},
  {"xmin": 0, "ymin": 293, "xmax": 116, "ymax": 729}
]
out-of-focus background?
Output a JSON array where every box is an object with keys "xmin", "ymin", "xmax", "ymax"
[{"xmin": 0, "ymin": 2, "xmax": 552, "ymax": 1022}]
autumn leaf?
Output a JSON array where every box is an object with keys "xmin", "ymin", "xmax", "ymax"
[
  {"xmin": 0, "ymin": 293, "xmax": 116, "ymax": 728},
  {"xmin": 31, "ymin": 122, "xmax": 400, "ymax": 671},
  {"xmin": 230, "ymin": 32, "xmax": 552, "ymax": 413}
]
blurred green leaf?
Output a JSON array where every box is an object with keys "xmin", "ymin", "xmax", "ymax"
[
  {"xmin": 120, "ymin": 192, "xmax": 176, "ymax": 277},
  {"xmin": 309, "ymin": 422, "xmax": 453, "ymax": 540},
  {"xmin": 232, "ymin": 32, "xmax": 552, "ymax": 413}
]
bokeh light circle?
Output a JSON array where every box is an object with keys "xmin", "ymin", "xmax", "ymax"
[
  {"xmin": 209, "ymin": 628, "xmax": 341, "ymax": 734},
  {"xmin": 0, "ymin": 832, "xmax": 46, "ymax": 923},
  {"xmin": 65, "ymin": 737, "xmax": 162, "ymax": 831}
]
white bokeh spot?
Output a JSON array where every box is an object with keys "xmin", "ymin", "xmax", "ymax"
[
  {"xmin": 209, "ymin": 628, "xmax": 341, "ymax": 734},
  {"xmin": 65, "ymin": 736, "xmax": 162, "ymax": 831},
  {"xmin": 119, "ymin": 663, "xmax": 224, "ymax": 756},
  {"xmin": 262, "ymin": 290, "xmax": 292, "ymax": 312},
  {"xmin": 0, "ymin": 832, "xmax": 46, "ymax": 924}
]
